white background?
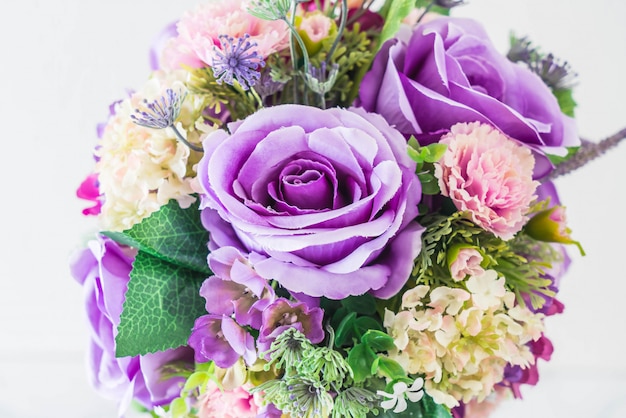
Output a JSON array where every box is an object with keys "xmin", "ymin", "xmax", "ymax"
[{"xmin": 0, "ymin": 1, "xmax": 625, "ymax": 417}]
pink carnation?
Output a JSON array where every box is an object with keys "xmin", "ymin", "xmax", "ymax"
[
  {"xmin": 435, "ymin": 122, "xmax": 539, "ymax": 240},
  {"xmin": 161, "ymin": 0, "xmax": 290, "ymax": 70},
  {"xmin": 197, "ymin": 381, "xmax": 259, "ymax": 418}
]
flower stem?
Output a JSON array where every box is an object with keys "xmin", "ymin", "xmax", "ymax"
[{"xmin": 170, "ymin": 125, "xmax": 203, "ymax": 152}]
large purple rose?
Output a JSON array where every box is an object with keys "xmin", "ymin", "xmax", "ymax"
[
  {"xmin": 358, "ymin": 17, "xmax": 579, "ymax": 178},
  {"xmin": 198, "ymin": 104, "xmax": 424, "ymax": 299},
  {"xmin": 70, "ymin": 236, "xmax": 193, "ymax": 416}
]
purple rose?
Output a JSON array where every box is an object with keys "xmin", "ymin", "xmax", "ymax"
[
  {"xmin": 70, "ymin": 236, "xmax": 193, "ymax": 415},
  {"xmin": 358, "ymin": 17, "xmax": 579, "ymax": 178},
  {"xmin": 198, "ymin": 104, "xmax": 424, "ymax": 299}
]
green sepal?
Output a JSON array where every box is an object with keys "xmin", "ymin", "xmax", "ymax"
[
  {"xmin": 115, "ymin": 251, "xmax": 208, "ymax": 357},
  {"xmin": 104, "ymin": 199, "xmax": 211, "ymax": 275}
]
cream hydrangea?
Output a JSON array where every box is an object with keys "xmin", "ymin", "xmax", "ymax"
[
  {"xmin": 96, "ymin": 70, "xmax": 214, "ymax": 231},
  {"xmin": 383, "ymin": 270, "xmax": 545, "ymax": 408}
]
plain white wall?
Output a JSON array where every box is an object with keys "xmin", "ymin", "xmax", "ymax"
[{"xmin": 0, "ymin": 1, "xmax": 624, "ymax": 417}]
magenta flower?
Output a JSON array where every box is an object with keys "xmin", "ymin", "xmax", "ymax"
[
  {"xmin": 257, "ymin": 298, "xmax": 325, "ymax": 354},
  {"xmin": 358, "ymin": 17, "xmax": 579, "ymax": 178},
  {"xmin": 197, "ymin": 104, "xmax": 423, "ymax": 299},
  {"xmin": 70, "ymin": 237, "xmax": 193, "ymax": 416},
  {"xmin": 435, "ymin": 122, "xmax": 539, "ymax": 240},
  {"xmin": 76, "ymin": 173, "xmax": 102, "ymax": 216},
  {"xmin": 188, "ymin": 314, "xmax": 257, "ymax": 368}
]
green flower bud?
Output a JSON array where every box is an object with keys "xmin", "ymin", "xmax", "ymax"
[{"xmin": 525, "ymin": 206, "xmax": 585, "ymax": 255}]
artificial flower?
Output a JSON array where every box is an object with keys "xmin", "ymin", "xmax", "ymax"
[
  {"xmin": 197, "ymin": 104, "xmax": 424, "ymax": 299},
  {"xmin": 358, "ymin": 16, "xmax": 579, "ymax": 178},
  {"xmin": 160, "ymin": 0, "xmax": 290, "ymax": 70},
  {"xmin": 435, "ymin": 122, "xmax": 539, "ymax": 240},
  {"xmin": 70, "ymin": 236, "xmax": 193, "ymax": 415}
]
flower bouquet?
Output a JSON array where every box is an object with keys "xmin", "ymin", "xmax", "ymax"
[{"xmin": 71, "ymin": 0, "xmax": 624, "ymax": 417}]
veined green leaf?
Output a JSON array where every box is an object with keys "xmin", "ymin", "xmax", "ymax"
[
  {"xmin": 104, "ymin": 199, "xmax": 211, "ymax": 275},
  {"xmin": 115, "ymin": 251, "xmax": 207, "ymax": 357}
]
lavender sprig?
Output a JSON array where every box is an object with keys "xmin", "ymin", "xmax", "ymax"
[
  {"xmin": 130, "ymin": 89, "xmax": 203, "ymax": 152},
  {"xmin": 547, "ymin": 127, "xmax": 626, "ymax": 180}
]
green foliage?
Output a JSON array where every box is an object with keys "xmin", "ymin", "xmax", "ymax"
[
  {"xmin": 115, "ymin": 252, "xmax": 207, "ymax": 356},
  {"xmin": 547, "ymin": 145, "xmax": 580, "ymax": 166},
  {"xmin": 187, "ymin": 66, "xmax": 260, "ymax": 124},
  {"xmin": 104, "ymin": 199, "xmax": 211, "ymax": 275},
  {"xmin": 315, "ymin": 25, "xmax": 374, "ymax": 107},
  {"xmin": 378, "ymin": 0, "xmax": 418, "ymax": 51},
  {"xmin": 104, "ymin": 200, "xmax": 212, "ymax": 357},
  {"xmin": 554, "ymin": 87, "xmax": 577, "ymax": 117},
  {"xmin": 408, "ymin": 138, "xmax": 447, "ymax": 196},
  {"xmin": 412, "ymin": 211, "xmax": 561, "ymax": 310},
  {"xmin": 253, "ymin": 328, "xmax": 381, "ymax": 418},
  {"xmin": 347, "ymin": 329, "xmax": 405, "ymax": 383},
  {"xmin": 372, "ymin": 392, "xmax": 452, "ymax": 418}
]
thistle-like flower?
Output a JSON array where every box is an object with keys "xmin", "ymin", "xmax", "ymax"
[
  {"xmin": 262, "ymin": 327, "xmax": 313, "ymax": 373},
  {"xmin": 131, "ymin": 88, "xmax": 187, "ymax": 129},
  {"xmin": 284, "ymin": 376, "xmax": 334, "ymax": 418},
  {"xmin": 130, "ymin": 88, "xmax": 203, "ymax": 152},
  {"xmin": 302, "ymin": 346, "xmax": 352, "ymax": 386},
  {"xmin": 332, "ymin": 387, "xmax": 380, "ymax": 418},
  {"xmin": 507, "ymin": 36, "xmax": 577, "ymax": 90},
  {"xmin": 212, "ymin": 34, "xmax": 265, "ymax": 90}
]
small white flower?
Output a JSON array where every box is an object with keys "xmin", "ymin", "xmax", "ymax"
[{"xmin": 377, "ymin": 377, "xmax": 425, "ymax": 413}]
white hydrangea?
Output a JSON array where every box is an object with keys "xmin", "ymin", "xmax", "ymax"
[{"xmin": 95, "ymin": 70, "xmax": 214, "ymax": 231}]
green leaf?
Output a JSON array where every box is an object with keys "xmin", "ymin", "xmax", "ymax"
[
  {"xmin": 334, "ymin": 311, "xmax": 358, "ymax": 347},
  {"xmin": 418, "ymin": 172, "xmax": 441, "ymax": 195},
  {"xmin": 341, "ymin": 294, "xmax": 377, "ymax": 315},
  {"xmin": 373, "ymin": 357, "xmax": 406, "ymax": 380},
  {"xmin": 547, "ymin": 146, "xmax": 580, "ymax": 165},
  {"xmin": 347, "ymin": 343, "xmax": 378, "ymax": 383},
  {"xmin": 104, "ymin": 199, "xmax": 211, "ymax": 275},
  {"xmin": 378, "ymin": 0, "xmax": 414, "ymax": 51},
  {"xmin": 354, "ymin": 316, "xmax": 384, "ymax": 338},
  {"xmin": 372, "ymin": 392, "xmax": 452, "ymax": 418},
  {"xmin": 421, "ymin": 143, "xmax": 448, "ymax": 163},
  {"xmin": 183, "ymin": 371, "xmax": 210, "ymax": 392},
  {"xmin": 115, "ymin": 251, "xmax": 207, "ymax": 357},
  {"xmin": 553, "ymin": 87, "xmax": 577, "ymax": 117},
  {"xmin": 170, "ymin": 397, "xmax": 188, "ymax": 418},
  {"xmin": 361, "ymin": 330, "xmax": 396, "ymax": 352}
]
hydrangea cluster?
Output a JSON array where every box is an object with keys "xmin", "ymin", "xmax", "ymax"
[
  {"xmin": 94, "ymin": 70, "xmax": 211, "ymax": 231},
  {"xmin": 384, "ymin": 270, "xmax": 545, "ymax": 408}
]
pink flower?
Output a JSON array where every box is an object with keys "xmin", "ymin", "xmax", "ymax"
[
  {"xmin": 161, "ymin": 0, "xmax": 290, "ymax": 70},
  {"xmin": 435, "ymin": 122, "xmax": 539, "ymax": 240},
  {"xmin": 448, "ymin": 246, "xmax": 484, "ymax": 282},
  {"xmin": 197, "ymin": 381, "xmax": 259, "ymax": 418}
]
